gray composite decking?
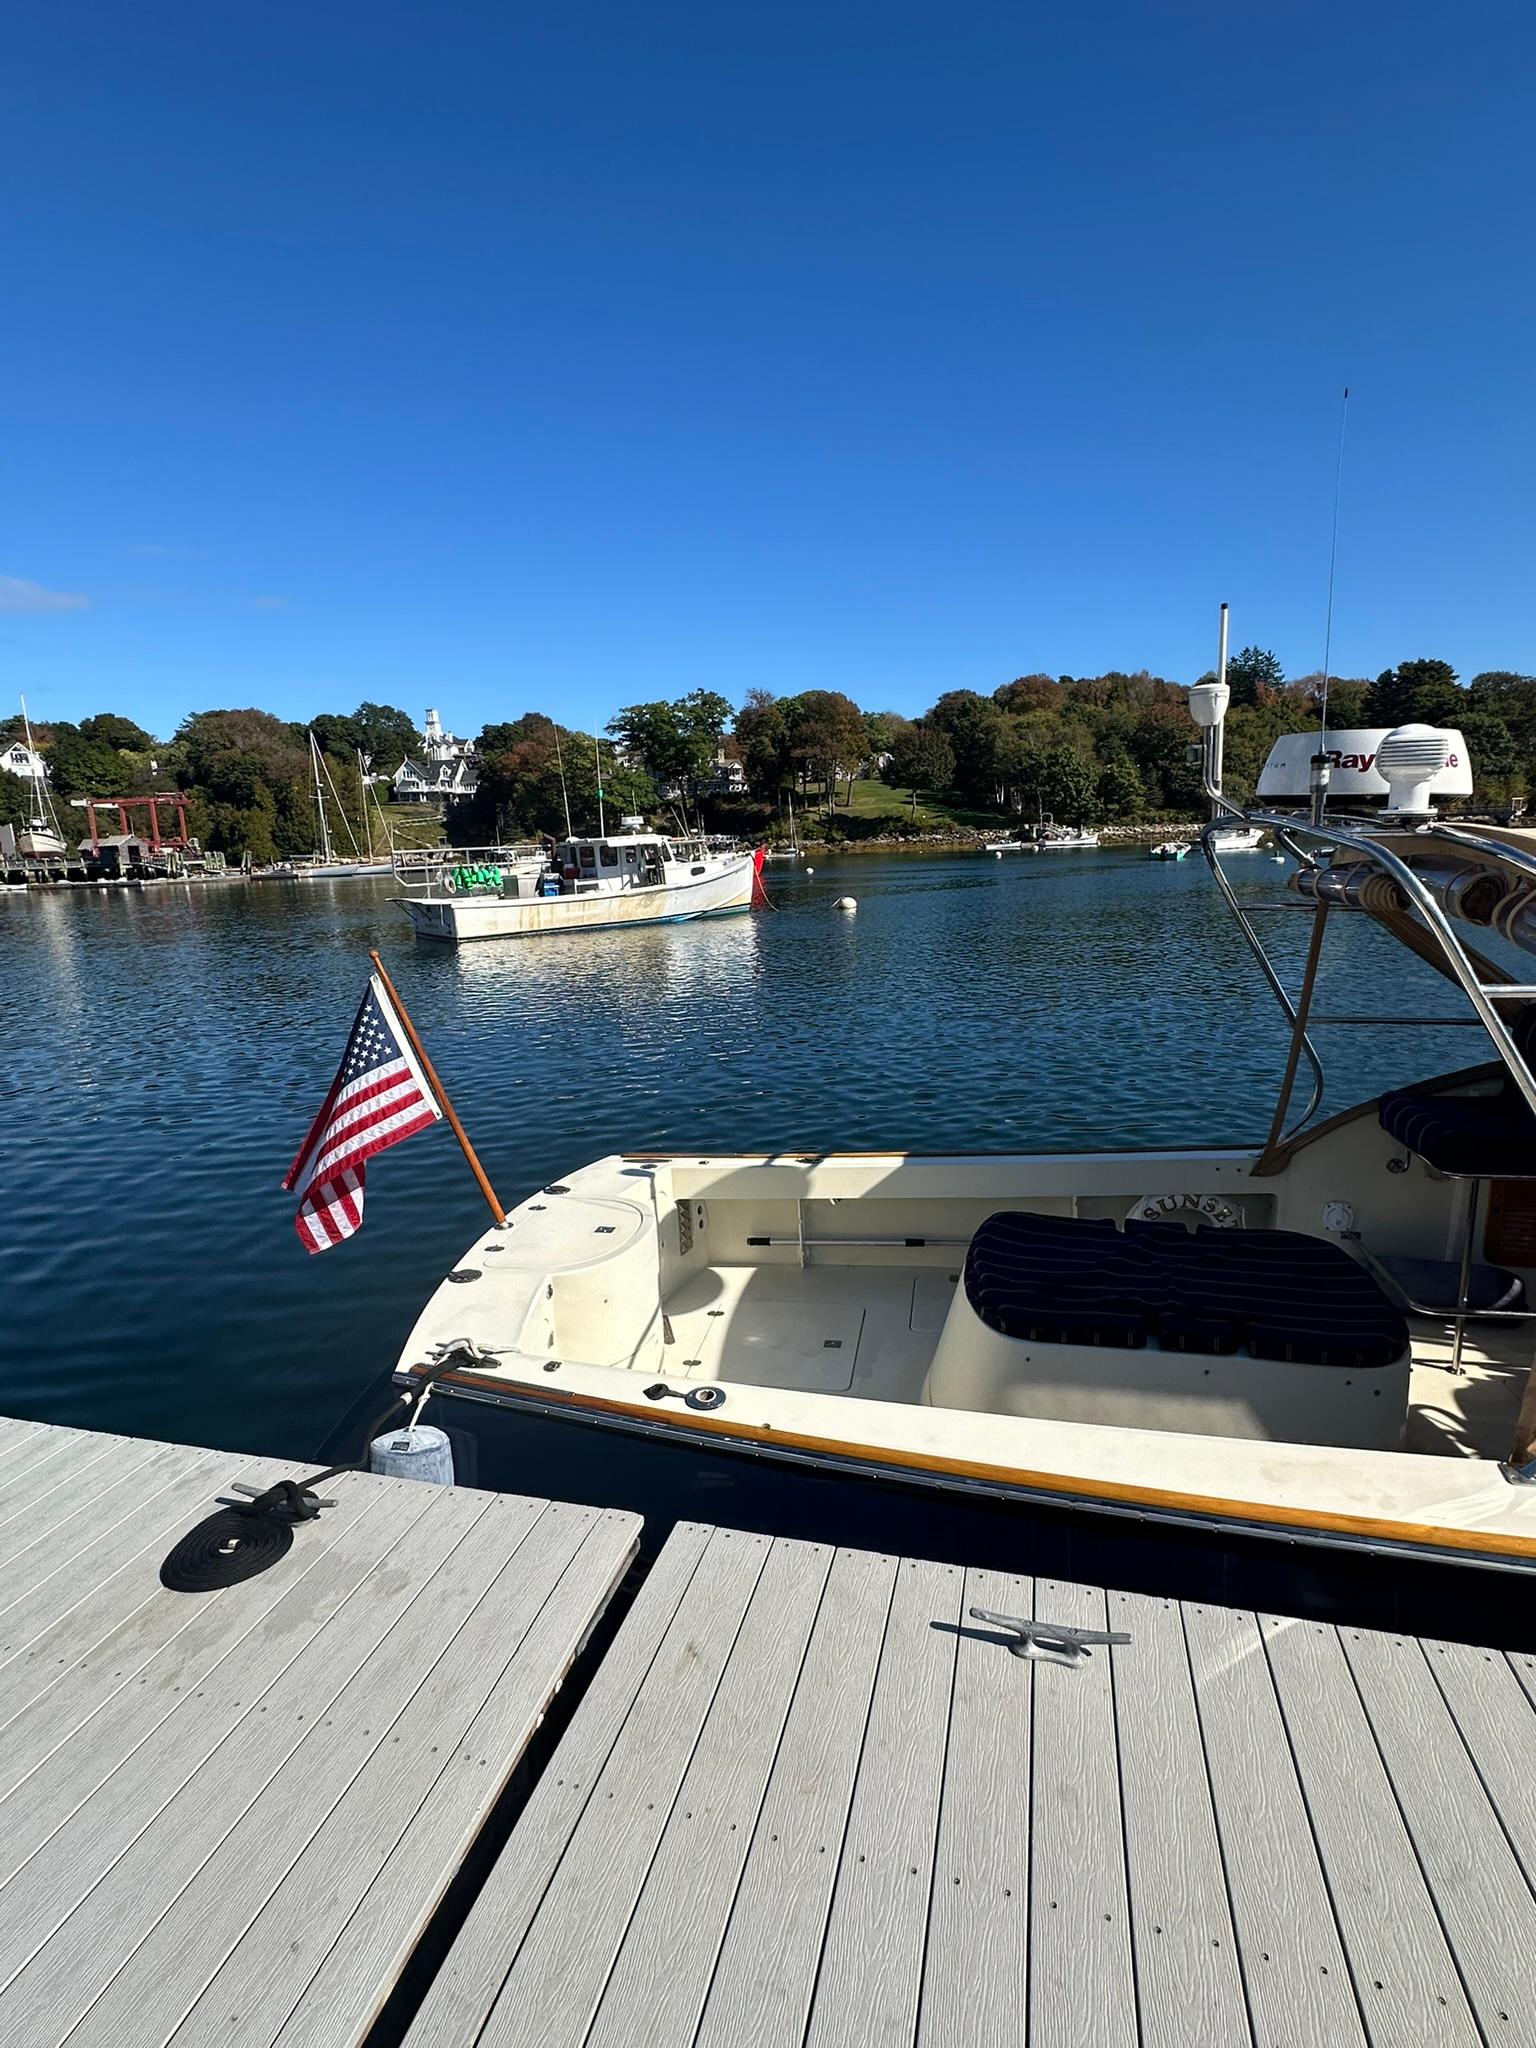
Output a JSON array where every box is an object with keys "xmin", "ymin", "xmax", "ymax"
[
  {"xmin": 406, "ymin": 1521, "xmax": 1536, "ymax": 2048},
  {"xmin": 0, "ymin": 1416, "xmax": 640, "ymax": 2048}
]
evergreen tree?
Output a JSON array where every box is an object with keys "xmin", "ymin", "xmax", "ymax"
[
  {"xmin": 1368, "ymin": 659, "xmax": 1463, "ymax": 727},
  {"xmin": 1226, "ymin": 646, "xmax": 1284, "ymax": 708}
]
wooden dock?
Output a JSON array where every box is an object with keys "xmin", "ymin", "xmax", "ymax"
[
  {"xmin": 4, "ymin": 1411, "xmax": 1534, "ymax": 2048},
  {"xmin": 406, "ymin": 1521, "xmax": 1536, "ymax": 2048},
  {"xmin": 0, "ymin": 1414, "xmax": 640, "ymax": 2048}
]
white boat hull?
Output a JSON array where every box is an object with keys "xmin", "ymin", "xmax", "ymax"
[
  {"xmin": 396, "ymin": 1124, "xmax": 1536, "ymax": 1570},
  {"xmin": 397, "ymin": 850, "xmax": 758, "ymax": 942}
]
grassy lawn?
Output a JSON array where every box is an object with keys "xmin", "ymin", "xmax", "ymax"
[
  {"xmin": 796, "ymin": 776, "xmax": 994, "ymax": 836},
  {"xmin": 376, "ymin": 804, "xmax": 457, "ymax": 848}
]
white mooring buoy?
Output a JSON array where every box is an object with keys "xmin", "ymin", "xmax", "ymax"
[
  {"xmin": 836, "ymin": 896, "xmax": 857, "ymax": 910},
  {"xmin": 805, "ymin": 865, "xmax": 814, "ymax": 874}
]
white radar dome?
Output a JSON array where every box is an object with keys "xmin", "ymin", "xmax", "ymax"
[{"xmin": 1255, "ymin": 727, "xmax": 1471, "ymax": 806}]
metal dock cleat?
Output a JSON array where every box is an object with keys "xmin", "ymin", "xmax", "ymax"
[{"xmin": 969, "ymin": 1604, "xmax": 1131, "ymax": 1668}]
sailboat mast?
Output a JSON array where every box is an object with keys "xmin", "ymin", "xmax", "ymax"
[
  {"xmin": 19, "ymin": 695, "xmax": 56, "ymax": 828},
  {"xmin": 553, "ymin": 728, "xmax": 574, "ymax": 838},
  {"xmin": 592, "ymin": 735, "xmax": 607, "ymax": 837},
  {"xmin": 311, "ymin": 732, "xmax": 333, "ymax": 863},
  {"xmin": 357, "ymin": 748, "xmax": 373, "ymax": 861}
]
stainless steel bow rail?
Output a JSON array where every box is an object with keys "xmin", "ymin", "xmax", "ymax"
[{"xmin": 968, "ymin": 1604, "xmax": 1132, "ymax": 1666}]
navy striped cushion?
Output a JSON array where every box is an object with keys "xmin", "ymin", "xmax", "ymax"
[
  {"xmin": 1378, "ymin": 1089, "xmax": 1536, "ymax": 1177},
  {"xmin": 964, "ymin": 1213, "xmax": 1407, "ymax": 1370}
]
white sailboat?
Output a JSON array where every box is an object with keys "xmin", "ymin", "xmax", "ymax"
[
  {"xmin": 392, "ymin": 615, "xmax": 1536, "ymax": 1580},
  {"xmin": 270, "ymin": 734, "xmax": 397, "ymax": 878},
  {"xmin": 764, "ymin": 789, "xmax": 802, "ymax": 861},
  {"xmin": 9, "ymin": 697, "xmax": 67, "ymax": 863}
]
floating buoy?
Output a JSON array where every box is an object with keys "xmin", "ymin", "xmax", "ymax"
[
  {"xmin": 805, "ymin": 865, "xmax": 814, "ymax": 874},
  {"xmin": 992, "ymin": 850, "xmax": 1003, "ymax": 859},
  {"xmin": 836, "ymin": 896, "xmax": 857, "ymax": 910}
]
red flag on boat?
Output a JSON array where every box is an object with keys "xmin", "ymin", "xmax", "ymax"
[{"xmin": 282, "ymin": 973, "xmax": 442, "ymax": 1252}]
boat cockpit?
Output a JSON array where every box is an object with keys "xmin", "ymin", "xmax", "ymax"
[{"xmin": 398, "ymin": 632, "xmax": 1536, "ymax": 1566}]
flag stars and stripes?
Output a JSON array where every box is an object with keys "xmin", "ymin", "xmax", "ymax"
[{"xmin": 281, "ymin": 974, "xmax": 442, "ymax": 1253}]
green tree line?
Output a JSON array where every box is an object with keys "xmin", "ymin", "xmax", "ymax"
[
  {"xmin": 0, "ymin": 702, "xmax": 424, "ymax": 863},
  {"xmin": 6, "ymin": 656, "xmax": 1535, "ymax": 858}
]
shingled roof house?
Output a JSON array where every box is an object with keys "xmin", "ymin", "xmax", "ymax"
[{"xmin": 390, "ymin": 706, "xmax": 480, "ymax": 804}]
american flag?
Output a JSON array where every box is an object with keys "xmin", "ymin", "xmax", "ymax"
[{"xmin": 282, "ymin": 974, "xmax": 441, "ymax": 1253}]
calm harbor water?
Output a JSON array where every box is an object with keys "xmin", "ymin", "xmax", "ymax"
[{"xmin": 0, "ymin": 847, "xmax": 1480, "ymax": 1465}]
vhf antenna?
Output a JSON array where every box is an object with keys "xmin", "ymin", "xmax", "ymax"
[
  {"xmin": 1317, "ymin": 387, "xmax": 1350, "ymax": 755},
  {"xmin": 1310, "ymin": 386, "xmax": 1350, "ymax": 825}
]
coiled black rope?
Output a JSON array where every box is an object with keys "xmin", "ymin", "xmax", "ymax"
[{"xmin": 159, "ymin": 1355, "xmax": 468, "ymax": 1594}]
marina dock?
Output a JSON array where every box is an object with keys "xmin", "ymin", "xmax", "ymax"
[
  {"xmin": 406, "ymin": 1522, "xmax": 1536, "ymax": 2048},
  {"xmin": 0, "ymin": 1415, "xmax": 639, "ymax": 2048},
  {"xmin": 2, "ymin": 1415, "xmax": 1533, "ymax": 2046}
]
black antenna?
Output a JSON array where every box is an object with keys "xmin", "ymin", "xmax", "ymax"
[{"xmin": 1318, "ymin": 386, "xmax": 1350, "ymax": 745}]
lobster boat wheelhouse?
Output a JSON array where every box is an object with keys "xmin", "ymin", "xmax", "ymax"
[
  {"xmin": 394, "ymin": 656, "xmax": 1536, "ymax": 1585},
  {"xmin": 393, "ymin": 818, "xmax": 761, "ymax": 943}
]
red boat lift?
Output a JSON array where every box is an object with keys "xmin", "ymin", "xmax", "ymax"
[{"xmin": 76, "ymin": 793, "xmax": 193, "ymax": 853}]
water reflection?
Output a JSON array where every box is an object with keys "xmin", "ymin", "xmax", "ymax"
[{"xmin": 0, "ymin": 852, "xmax": 1485, "ymax": 1455}]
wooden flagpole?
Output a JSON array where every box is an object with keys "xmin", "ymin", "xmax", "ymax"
[{"xmin": 369, "ymin": 948, "xmax": 507, "ymax": 1227}]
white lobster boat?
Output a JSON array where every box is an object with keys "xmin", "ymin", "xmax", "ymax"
[
  {"xmin": 395, "ymin": 823, "xmax": 761, "ymax": 942},
  {"xmin": 392, "ymin": 647, "xmax": 1536, "ymax": 1584}
]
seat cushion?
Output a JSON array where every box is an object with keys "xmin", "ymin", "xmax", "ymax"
[
  {"xmin": 964, "ymin": 1214, "xmax": 1408, "ymax": 1371},
  {"xmin": 1377, "ymin": 1089, "xmax": 1536, "ymax": 1177}
]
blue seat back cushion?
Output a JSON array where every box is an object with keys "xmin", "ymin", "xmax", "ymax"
[
  {"xmin": 1377, "ymin": 1001, "xmax": 1536, "ymax": 1175},
  {"xmin": 964, "ymin": 1214, "xmax": 1407, "ymax": 1370}
]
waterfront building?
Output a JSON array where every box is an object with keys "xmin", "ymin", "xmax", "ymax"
[
  {"xmin": 390, "ymin": 706, "xmax": 480, "ymax": 803},
  {"xmin": 1, "ymin": 734, "xmax": 50, "ymax": 783}
]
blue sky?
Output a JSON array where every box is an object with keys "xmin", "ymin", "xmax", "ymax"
[{"xmin": 4, "ymin": 1, "xmax": 1532, "ymax": 741}]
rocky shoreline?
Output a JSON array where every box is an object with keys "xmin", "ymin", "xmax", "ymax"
[{"xmin": 786, "ymin": 820, "xmax": 1203, "ymax": 854}]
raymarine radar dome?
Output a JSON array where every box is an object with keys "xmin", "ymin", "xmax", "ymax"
[{"xmin": 1256, "ymin": 727, "xmax": 1472, "ymax": 808}]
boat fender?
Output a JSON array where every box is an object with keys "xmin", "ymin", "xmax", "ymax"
[
  {"xmin": 368, "ymin": 1424, "xmax": 455, "ymax": 1486},
  {"xmin": 1126, "ymin": 1192, "xmax": 1240, "ymax": 1229}
]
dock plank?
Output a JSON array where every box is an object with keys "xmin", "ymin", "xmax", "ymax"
[
  {"xmin": 0, "ymin": 1437, "xmax": 204, "ymax": 1580},
  {"xmin": 0, "ymin": 1418, "xmax": 640, "ymax": 2048},
  {"xmin": 1260, "ymin": 1612, "xmax": 1481, "ymax": 2046},
  {"xmin": 0, "ymin": 1430, "xmax": 134, "ymax": 1543},
  {"xmin": 71, "ymin": 1496, "xmax": 599, "ymax": 2048},
  {"xmin": 582, "ymin": 1538, "xmax": 835, "ymax": 2048},
  {"xmin": 401, "ymin": 1519, "xmax": 716, "ymax": 2048},
  {"xmin": 690, "ymin": 1545, "xmax": 897, "ymax": 2048},
  {"xmin": 1341, "ymin": 1624, "xmax": 1536, "ymax": 2042},
  {"xmin": 473, "ymin": 1525, "xmax": 772, "ymax": 2047},
  {"xmin": 915, "ymin": 1566, "xmax": 1033, "ymax": 2048},
  {"xmin": 1180, "ymin": 1602, "xmax": 1364, "ymax": 2048},
  {"xmin": 0, "ymin": 1482, "xmax": 481, "ymax": 2044},
  {"xmin": 1028, "ymin": 1577, "xmax": 1137, "ymax": 2048},
  {"xmin": 0, "ymin": 1467, "xmax": 384, "ymax": 1888},
  {"xmin": 271, "ymin": 1507, "xmax": 641, "ymax": 2048},
  {"xmin": 0, "ymin": 1443, "xmax": 255, "ymax": 1676},
  {"xmin": 0, "ymin": 1458, "xmax": 360, "ymax": 1810},
  {"xmin": 803, "ymin": 1555, "xmax": 961, "ymax": 2048},
  {"xmin": 1111, "ymin": 1588, "xmax": 1249, "ymax": 2048},
  {"xmin": 1422, "ymin": 1636, "xmax": 1536, "ymax": 1891}
]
